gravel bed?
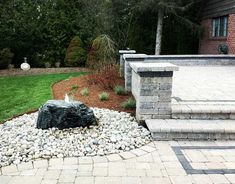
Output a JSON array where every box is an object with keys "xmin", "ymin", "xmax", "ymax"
[{"xmin": 0, "ymin": 108, "xmax": 151, "ymax": 167}]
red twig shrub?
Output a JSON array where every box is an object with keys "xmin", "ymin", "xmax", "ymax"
[{"xmin": 86, "ymin": 65, "xmax": 120, "ymax": 90}]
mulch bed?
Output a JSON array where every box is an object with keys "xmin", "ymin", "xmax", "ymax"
[{"xmin": 52, "ymin": 74, "xmax": 135, "ymax": 115}]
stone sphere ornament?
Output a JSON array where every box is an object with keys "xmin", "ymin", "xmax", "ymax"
[{"xmin": 20, "ymin": 57, "xmax": 30, "ymax": 71}]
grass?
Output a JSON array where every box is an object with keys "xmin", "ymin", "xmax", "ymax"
[
  {"xmin": 0, "ymin": 72, "xmax": 86, "ymax": 123},
  {"xmin": 99, "ymin": 92, "xmax": 109, "ymax": 101},
  {"xmin": 114, "ymin": 85, "xmax": 127, "ymax": 95},
  {"xmin": 121, "ymin": 98, "xmax": 136, "ymax": 109}
]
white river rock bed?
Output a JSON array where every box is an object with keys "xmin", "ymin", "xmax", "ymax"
[{"xmin": 0, "ymin": 108, "xmax": 152, "ymax": 167}]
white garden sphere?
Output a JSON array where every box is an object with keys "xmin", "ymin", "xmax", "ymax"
[{"xmin": 21, "ymin": 62, "xmax": 30, "ymax": 71}]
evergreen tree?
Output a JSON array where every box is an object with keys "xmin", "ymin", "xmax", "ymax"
[{"xmin": 65, "ymin": 36, "xmax": 86, "ymax": 66}]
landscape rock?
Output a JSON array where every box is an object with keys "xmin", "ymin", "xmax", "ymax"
[{"xmin": 37, "ymin": 100, "xmax": 97, "ymax": 129}]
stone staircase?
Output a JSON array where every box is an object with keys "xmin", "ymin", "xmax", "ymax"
[
  {"xmin": 146, "ymin": 119, "xmax": 235, "ymax": 141},
  {"xmin": 171, "ymin": 101, "xmax": 235, "ymax": 120},
  {"xmin": 146, "ymin": 101, "xmax": 235, "ymax": 141}
]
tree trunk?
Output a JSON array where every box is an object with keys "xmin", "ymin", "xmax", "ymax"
[{"xmin": 155, "ymin": 8, "xmax": 164, "ymax": 55}]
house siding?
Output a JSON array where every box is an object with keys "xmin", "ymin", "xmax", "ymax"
[{"xmin": 202, "ymin": 0, "xmax": 235, "ymax": 19}]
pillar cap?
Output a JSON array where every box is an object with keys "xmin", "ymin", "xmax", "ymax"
[
  {"xmin": 119, "ymin": 50, "xmax": 136, "ymax": 54},
  {"xmin": 130, "ymin": 62, "xmax": 179, "ymax": 73}
]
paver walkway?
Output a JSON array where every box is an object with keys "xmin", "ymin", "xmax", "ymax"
[{"xmin": 1, "ymin": 141, "xmax": 235, "ymax": 184}]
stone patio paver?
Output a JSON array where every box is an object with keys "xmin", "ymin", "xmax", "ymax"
[
  {"xmin": 2, "ymin": 141, "xmax": 235, "ymax": 183},
  {"xmin": 41, "ymin": 180, "xmax": 58, "ymax": 184},
  {"xmin": 59, "ymin": 174, "xmax": 76, "ymax": 183},
  {"xmin": 78, "ymin": 157, "xmax": 93, "ymax": 165},
  {"xmin": 8, "ymin": 176, "xmax": 42, "ymax": 184},
  {"xmin": 17, "ymin": 162, "xmax": 33, "ymax": 171},
  {"xmin": 106, "ymin": 154, "xmax": 123, "ymax": 162},
  {"xmin": 20, "ymin": 169, "xmax": 38, "ymax": 176},
  {"xmin": 49, "ymin": 158, "xmax": 63, "ymax": 166},
  {"xmin": 209, "ymin": 174, "xmax": 230, "ymax": 184},
  {"xmin": 43, "ymin": 170, "xmax": 61, "ymax": 180},
  {"xmin": 92, "ymin": 156, "xmax": 108, "ymax": 163},
  {"xmin": 1, "ymin": 165, "xmax": 18, "ymax": 175},
  {"xmin": 0, "ymin": 176, "xmax": 12, "ymax": 184},
  {"xmin": 34, "ymin": 160, "xmax": 49, "ymax": 168},
  {"xmin": 173, "ymin": 66, "xmax": 235, "ymax": 101},
  {"xmin": 75, "ymin": 176, "xmax": 94, "ymax": 184},
  {"xmin": 225, "ymin": 174, "xmax": 235, "ymax": 184},
  {"xmin": 64, "ymin": 157, "xmax": 78, "ymax": 165}
]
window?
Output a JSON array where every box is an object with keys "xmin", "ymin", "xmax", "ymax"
[{"xmin": 212, "ymin": 16, "xmax": 228, "ymax": 37}]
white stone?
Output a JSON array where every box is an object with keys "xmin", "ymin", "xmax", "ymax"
[{"xmin": 0, "ymin": 108, "xmax": 151, "ymax": 167}]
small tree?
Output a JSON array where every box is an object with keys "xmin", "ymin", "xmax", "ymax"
[
  {"xmin": 64, "ymin": 36, "xmax": 86, "ymax": 66},
  {"xmin": 86, "ymin": 34, "xmax": 116, "ymax": 69}
]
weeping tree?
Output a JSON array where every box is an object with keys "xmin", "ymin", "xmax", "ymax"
[
  {"xmin": 138, "ymin": 0, "xmax": 201, "ymax": 55},
  {"xmin": 86, "ymin": 34, "xmax": 117, "ymax": 69}
]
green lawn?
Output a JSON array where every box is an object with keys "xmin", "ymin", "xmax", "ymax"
[{"xmin": 0, "ymin": 72, "xmax": 86, "ymax": 123}]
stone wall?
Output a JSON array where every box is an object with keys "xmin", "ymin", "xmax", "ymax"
[
  {"xmin": 130, "ymin": 63, "xmax": 179, "ymax": 121},
  {"xmin": 119, "ymin": 50, "xmax": 136, "ymax": 77},
  {"xmin": 123, "ymin": 54, "xmax": 147, "ymax": 91}
]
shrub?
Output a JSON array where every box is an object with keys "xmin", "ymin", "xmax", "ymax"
[
  {"xmin": 114, "ymin": 85, "xmax": 127, "ymax": 95},
  {"xmin": 121, "ymin": 98, "xmax": 136, "ymax": 109},
  {"xmin": 44, "ymin": 62, "xmax": 51, "ymax": 68},
  {"xmin": 71, "ymin": 85, "xmax": 79, "ymax": 91},
  {"xmin": 86, "ymin": 34, "xmax": 116, "ymax": 69},
  {"xmin": 86, "ymin": 65, "xmax": 120, "ymax": 90},
  {"xmin": 64, "ymin": 36, "xmax": 86, "ymax": 66},
  {"xmin": 80, "ymin": 87, "xmax": 89, "ymax": 96},
  {"xmin": 99, "ymin": 92, "xmax": 109, "ymax": 101},
  {"xmin": 0, "ymin": 48, "xmax": 14, "ymax": 69},
  {"xmin": 86, "ymin": 74, "xmax": 98, "ymax": 85}
]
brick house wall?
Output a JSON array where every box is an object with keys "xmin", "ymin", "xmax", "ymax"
[{"xmin": 199, "ymin": 14, "xmax": 235, "ymax": 54}]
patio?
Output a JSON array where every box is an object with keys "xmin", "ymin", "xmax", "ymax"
[
  {"xmin": 172, "ymin": 66, "xmax": 235, "ymax": 119},
  {"xmin": 1, "ymin": 141, "xmax": 235, "ymax": 184},
  {"xmin": 172, "ymin": 66, "xmax": 235, "ymax": 102}
]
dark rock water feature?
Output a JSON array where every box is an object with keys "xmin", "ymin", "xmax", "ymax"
[{"xmin": 36, "ymin": 100, "xmax": 97, "ymax": 129}]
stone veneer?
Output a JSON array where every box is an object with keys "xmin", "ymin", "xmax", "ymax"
[
  {"xmin": 119, "ymin": 50, "xmax": 136, "ymax": 77},
  {"xmin": 130, "ymin": 62, "xmax": 179, "ymax": 121},
  {"xmin": 123, "ymin": 54, "xmax": 147, "ymax": 91}
]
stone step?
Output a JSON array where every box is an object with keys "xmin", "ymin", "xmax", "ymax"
[
  {"xmin": 171, "ymin": 103, "xmax": 235, "ymax": 120},
  {"xmin": 146, "ymin": 119, "xmax": 235, "ymax": 141}
]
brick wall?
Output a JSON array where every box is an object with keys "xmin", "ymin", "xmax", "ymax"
[
  {"xmin": 199, "ymin": 14, "xmax": 235, "ymax": 55},
  {"xmin": 227, "ymin": 14, "xmax": 235, "ymax": 54}
]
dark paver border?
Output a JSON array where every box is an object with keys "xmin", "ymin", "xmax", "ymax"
[{"xmin": 172, "ymin": 146, "xmax": 235, "ymax": 174}]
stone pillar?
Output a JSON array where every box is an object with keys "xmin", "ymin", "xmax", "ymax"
[
  {"xmin": 123, "ymin": 54, "xmax": 147, "ymax": 91},
  {"xmin": 130, "ymin": 63, "xmax": 179, "ymax": 121},
  {"xmin": 119, "ymin": 50, "xmax": 136, "ymax": 77}
]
